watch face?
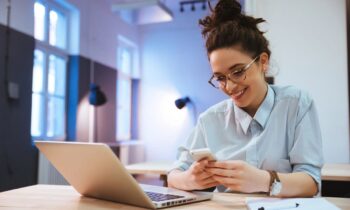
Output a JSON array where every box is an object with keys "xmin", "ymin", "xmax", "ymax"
[{"xmin": 271, "ymin": 181, "xmax": 282, "ymax": 196}]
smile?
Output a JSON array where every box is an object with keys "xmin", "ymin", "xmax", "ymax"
[{"xmin": 232, "ymin": 88, "xmax": 247, "ymax": 100}]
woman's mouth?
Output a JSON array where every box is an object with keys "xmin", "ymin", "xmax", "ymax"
[{"xmin": 231, "ymin": 88, "xmax": 247, "ymax": 100}]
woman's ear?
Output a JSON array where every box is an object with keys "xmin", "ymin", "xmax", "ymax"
[{"xmin": 259, "ymin": 52, "xmax": 269, "ymax": 73}]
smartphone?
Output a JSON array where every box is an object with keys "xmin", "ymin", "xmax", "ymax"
[{"xmin": 190, "ymin": 148, "xmax": 217, "ymax": 161}]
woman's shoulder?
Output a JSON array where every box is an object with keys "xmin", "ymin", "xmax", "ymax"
[
  {"xmin": 271, "ymin": 85, "xmax": 312, "ymax": 103},
  {"xmin": 199, "ymin": 99, "xmax": 233, "ymax": 119},
  {"xmin": 270, "ymin": 85, "xmax": 314, "ymax": 111}
]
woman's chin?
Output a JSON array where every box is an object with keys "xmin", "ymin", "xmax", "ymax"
[
  {"xmin": 232, "ymin": 99, "xmax": 248, "ymax": 108},
  {"xmin": 231, "ymin": 94, "xmax": 249, "ymax": 107}
]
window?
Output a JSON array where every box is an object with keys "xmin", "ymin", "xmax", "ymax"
[
  {"xmin": 34, "ymin": 1, "xmax": 68, "ymax": 49},
  {"xmin": 116, "ymin": 36, "xmax": 139, "ymax": 140},
  {"xmin": 32, "ymin": 0, "xmax": 69, "ymax": 140}
]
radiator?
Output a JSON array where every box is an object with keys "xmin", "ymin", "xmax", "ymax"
[{"xmin": 37, "ymin": 152, "xmax": 69, "ymax": 185}]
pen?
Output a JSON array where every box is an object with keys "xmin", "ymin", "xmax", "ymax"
[{"xmin": 258, "ymin": 202, "xmax": 299, "ymax": 210}]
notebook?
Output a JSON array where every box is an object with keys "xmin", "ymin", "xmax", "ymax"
[
  {"xmin": 35, "ymin": 141, "xmax": 212, "ymax": 209},
  {"xmin": 246, "ymin": 197, "xmax": 341, "ymax": 210}
]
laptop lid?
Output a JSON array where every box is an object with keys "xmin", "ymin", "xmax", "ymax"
[
  {"xmin": 35, "ymin": 141, "xmax": 156, "ymax": 209},
  {"xmin": 35, "ymin": 141, "xmax": 212, "ymax": 209}
]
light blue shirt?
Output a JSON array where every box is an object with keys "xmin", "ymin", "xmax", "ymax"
[{"xmin": 171, "ymin": 85, "xmax": 324, "ymax": 193}]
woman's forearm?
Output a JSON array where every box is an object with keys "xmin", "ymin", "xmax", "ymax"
[
  {"xmin": 167, "ymin": 169, "xmax": 189, "ymax": 190},
  {"xmin": 277, "ymin": 172, "xmax": 318, "ymax": 197}
]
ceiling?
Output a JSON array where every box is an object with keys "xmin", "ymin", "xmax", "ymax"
[
  {"xmin": 105, "ymin": 0, "xmax": 214, "ymax": 24},
  {"xmin": 106, "ymin": 0, "xmax": 184, "ymax": 13},
  {"xmin": 106, "ymin": 0, "xmax": 215, "ymax": 14}
]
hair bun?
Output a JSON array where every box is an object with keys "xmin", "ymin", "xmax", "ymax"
[
  {"xmin": 199, "ymin": 0, "xmax": 242, "ymax": 36},
  {"xmin": 212, "ymin": 0, "xmax": 242, "ymax": 24},
  {"xmin": 199, "ymin": 0, "xmax": 266, "ymax": 37},
  {"xmin": 199, "ymin": 0, "xmax": 271, "ymax": 58}
]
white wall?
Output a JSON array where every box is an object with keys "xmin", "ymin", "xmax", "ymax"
[
  {"xmin": 139, "ymin": 11, "xmax": 227, "ymax": 161},
  {"xmin": 0, "ymin": 0, "xmax": 34, "ymax": 36},
  {"xmin": 67, "ymin": 0, "xmax": 139, "ymax": 68},
  {"xmin": 254, "ymin": 0, "xmax": 349, "ymax": 163},
  {"xmin": 140, "ymin": 0, "xmax": 349, "ymax": 163}
]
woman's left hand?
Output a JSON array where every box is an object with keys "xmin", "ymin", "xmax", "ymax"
[{"xmin": 205, "ymin": 160, "xmax": 270, "ymax": 193}]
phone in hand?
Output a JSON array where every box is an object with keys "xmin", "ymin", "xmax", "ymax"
[{"xmin": 190, "ymin": 148, "xmax": 217, "ymax": 161}]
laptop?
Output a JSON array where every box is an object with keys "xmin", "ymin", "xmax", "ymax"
[{"xmin": 35, "ymin": 141, "xmax": 212, "ymax": 209}]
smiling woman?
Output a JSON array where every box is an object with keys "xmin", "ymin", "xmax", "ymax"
[{"xmin": 167, "ymin": 0, "xmax": 324, "ymax": 198}]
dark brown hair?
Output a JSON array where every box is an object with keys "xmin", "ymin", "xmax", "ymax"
[{"xmin": 199, "ymin": 0, "xmax": 271, "ymax": 59}]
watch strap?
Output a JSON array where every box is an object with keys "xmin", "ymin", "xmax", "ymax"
[{"xmin": 267, "ymin": 170, "xmax": 280, "ymax": 195}]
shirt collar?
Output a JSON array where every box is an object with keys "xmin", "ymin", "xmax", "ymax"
[
  {"xmin": 233, "ymin": 85, "xmax": 275, "ymax": 134},
  {"xmin": 234, "ymin": 104, "xmax": 252, "ymax": 134},
  {"xmin": 254, "ymin": 85, "xmax": 275, "ymax": 128}
]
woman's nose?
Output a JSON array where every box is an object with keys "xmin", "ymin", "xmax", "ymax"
[{"xmin": 225, "ymin": 79, "xmax": 238, "ymax": 93}]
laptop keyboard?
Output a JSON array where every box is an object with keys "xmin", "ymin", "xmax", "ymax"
[{"xmin": 145, "ymin": 191, "xmax": 185, "ymax": 202}]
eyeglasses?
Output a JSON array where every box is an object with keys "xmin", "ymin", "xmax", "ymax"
[{"xmin": 208, "ymin": 55, "xmax": 260, "ymax": 89}]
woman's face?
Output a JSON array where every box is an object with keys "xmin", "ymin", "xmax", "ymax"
[{"xmin": 209, "ymin": 48, "xmax": 268, "ymax": 114}]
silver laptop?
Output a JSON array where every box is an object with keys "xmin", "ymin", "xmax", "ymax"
[{"xmin": 35, "ymin": 141, "xmax": 212, "ymax": 209}]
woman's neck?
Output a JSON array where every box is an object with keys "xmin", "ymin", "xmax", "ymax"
[{"xmin": 244, "ymin": 83, "xmax": 268, "ymax": 117}]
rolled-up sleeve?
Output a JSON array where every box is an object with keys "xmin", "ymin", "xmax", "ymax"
[
  {"xmin": 289, "ymin": 96, "xmax": 324, "ymax": 195},
  {"xmin": 168, "ymin": 116, "xmax": 208, "ymax": 173}
]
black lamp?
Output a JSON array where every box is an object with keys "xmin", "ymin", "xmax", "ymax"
[
  {"xmin": 88, "ymin": 60, "xmax": 107, "ymax": 106},
  {"xmin": 179, "ymin": 0, "xmax": 207, "ymax": 13},
  {"xmin": 175, "ymin": 97, "xmax": 190, "ymax": 109},
  {"xmin": 89, "ymin": 83, "xmax": 107, "ymax": 106}
]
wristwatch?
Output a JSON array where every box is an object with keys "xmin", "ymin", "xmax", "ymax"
[{"xmin": 268, "ymin": 170, "xmax": 282, "ymax": 196}]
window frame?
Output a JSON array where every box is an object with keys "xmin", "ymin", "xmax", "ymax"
[
  {"xmin": 35, "ymin": 0, "xmax": 70, "ymax": 51},
  {"xmin": 116, "ymin": 36, "xmax": 139, "ymax": 141},
  {"xmin": 32, "ymin": 0, "xmax": 70, "ymax": 141}
]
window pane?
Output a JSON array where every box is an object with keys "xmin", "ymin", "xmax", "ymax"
[
  {"xmin": 34, "ymin": 2, "xmax": 46, "ymax": 41},
  {"xmin": 46, "ymin": 96, "xmax": 65, "ymax": 137},
  {"xmin": 48, "ymin": 55, "xmax": 66, "ymax": 96},
  {"xmin": 49, "ymin": 9, "xmax": 67, "ymax": 49},
  {"xmin": 31, "ymin": 93, "xmax": 44, "ymax": 136},
  {"xmin": 117, "ymin": 78, "xmax": 131, "ymax": 140},
  {"xmin": 32, "ymin": 50, "xmax": 45, "ymax": 93}
]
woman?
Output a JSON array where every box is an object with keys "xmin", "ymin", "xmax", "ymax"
[{"xmin": 167, "ymin": 0, "xmax": 323, "ymax": 197}]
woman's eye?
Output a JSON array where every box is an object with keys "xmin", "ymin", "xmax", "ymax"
[
  {"xmin": 232, "ymin": 69, "xmax": 245, "ymax": 77},
  {"xmin": 215, "ymin": 76, "xmax": 226, "ymax": 81}
]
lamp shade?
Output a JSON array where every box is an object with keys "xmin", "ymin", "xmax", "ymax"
[
  {"xmin": 175, "ymin": 97, "xmax": 190, "ymax": 109},
  {"xmin": 111, "ymin": 0, "xmax": 173, "ymax": 25},
  {"xmin": 89, "ymin": 83, "xmax": 107, "ymax": 106}
]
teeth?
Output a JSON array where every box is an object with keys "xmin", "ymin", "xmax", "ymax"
[{"xmin": 234, "ymin": 89, "xmax": 244, "ymax": 97}]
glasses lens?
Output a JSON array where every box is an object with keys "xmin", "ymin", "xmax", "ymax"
[
  {"xmin": 229, "ymin": 69, "xmax": 245, "ymax": 81},
  {"xmin": 210, "ymin": 76, "xmax": 225, "ymax": 88}
]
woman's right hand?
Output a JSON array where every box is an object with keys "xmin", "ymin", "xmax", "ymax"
[{"xmin": 168, "ymin": 159, "xmax": 219, "ymax": 191}]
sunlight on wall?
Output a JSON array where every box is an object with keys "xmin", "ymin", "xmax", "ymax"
[
  {"xmin": 140, "ymin": 86, "xmax": 194, "ymax": 161},
  {"xmin": 76, "ymin": 95, "xmax": 90, "ymax": 141},
  {"xmin": 157, "ymin": 90, "xmax": 189, "ymax": 128}
]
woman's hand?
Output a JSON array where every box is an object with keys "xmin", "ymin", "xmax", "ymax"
[
  {"xmin": 205, "ymin": 160, "xmax": 270, "ymax": 193},
  {"xmin": 167, "ymin": 159, "xmax": 219, "ymax": 191}
]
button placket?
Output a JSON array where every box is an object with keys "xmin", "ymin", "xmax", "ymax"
[{"xmin": 246, "ymin": 121, "xmax": 260, "ymax": 167}]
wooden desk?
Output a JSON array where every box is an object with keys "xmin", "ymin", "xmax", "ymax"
[
  {"xmin": 321, "ymin": 163, "xmax": 350, "ymax": 197},
  {"xmin": 126, "ymin": 162, "xmax": 171, "ymax": 186},
  {"xmin": 1, "ymin": 185, "xmax": 350, "ymax": 210},
  {"xmin": 126, "ymin": 162, "xmax": 171, "ymax": 175},
  {"xmin": 322, "ymin": 163, "xmax": 350, "ymax": 181}
]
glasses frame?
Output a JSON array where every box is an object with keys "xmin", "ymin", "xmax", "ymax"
[{"xmin": 208, "ymin": 55, "xmax": 260, "ymax": 89}]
